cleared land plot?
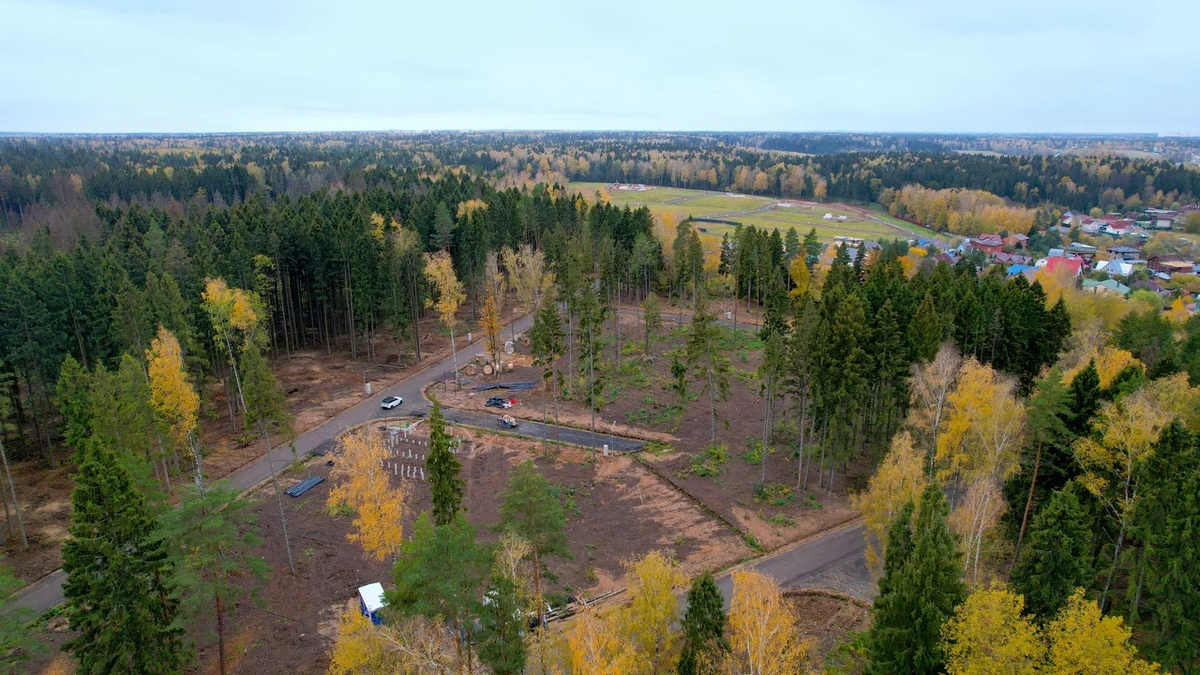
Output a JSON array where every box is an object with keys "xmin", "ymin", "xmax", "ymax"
[
  {"xmin": 568, "ymin": 182, "xmax": 942, "ymax": 242},
  {"xmin": 570, "ymin": 182, "xmax": 705, "ymax": 205}
]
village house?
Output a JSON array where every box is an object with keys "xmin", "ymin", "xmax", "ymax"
[
  {"xmin": 1104, "ymin": 220, "xmax": 1133, "ymax": 237},
  {"xmin": 1106, "ymin": 245, "xmax": 1142, "ymax": 261},
  {"xmin": 967, "ymin": 233, "xmax": 1005, "ymax": 257},
  {"xmin": 994, "ymin": 252, "xmax": 1033, "ymax": 266},
  {"xmin": 1004, "ymin": 233, "xmax": 1029, "ymax": 249},
  {"xmin": 1131, "ymin": 279, "xmax": 1171, "ymax": 299},
  {"xmin": 1095, "ymin": 259, "xmax": 1136, "ymax": 278},
  {"xmin": 1067, "ymin": 242, "xmax": 1098, "ymax": 258},
  {"xmin": 1040, "ymin": 254, "xmax": 1085, "ymax": 276},
  {"xmin": 1083, "ymin": 278, "xmax": 1131, "ymax": 297},
  {"xmin": 1148, "ymin": 255, "xmax": 1198, "ymax": 276},
  {"xmin": 1145, "ymin": 209, "xmax": 1178, "ymax": 230}
]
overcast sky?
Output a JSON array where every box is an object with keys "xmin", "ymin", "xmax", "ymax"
[{"xmin": 3, "ymin": 0, "xmax": 1197, "ymax": 134}]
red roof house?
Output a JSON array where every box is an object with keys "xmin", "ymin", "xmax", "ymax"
[{"xmin": 1045, "ymin": 255, "xmax": 1084, "ymax": 276}]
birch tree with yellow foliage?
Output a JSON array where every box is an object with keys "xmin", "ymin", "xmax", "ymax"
[
  {"xmin": 616, "ymin": 550, "xmax": 685, "ymax": 675},
  {"xmin": 936, "ymin": 359, "xmax": 1025, "ymax": 583},
  {"xmin": 1075, "ymin": 373, "xmax": 1200, "ymax": 607},
  {"xmin": 146, "ymin": 327, "xmax": 201, "ymax": 485},
  {"xmin": 1043, "ymin": 590, "xmax": 1159, "ymax": 674},
  {"xmin": 328, "ymin": 608, "xmax": 456, "ymax": 675},
  {"xmin": 940, "ymin": 584, "xmax": 1042, "ymax": 675},
  {"xmin": 424, "ymin": 252, "xmax": 466, "ymax": 386},
  {"xmin": 201, "ymin": 277, "xmax": 263, "ymax": 425},
  {"xmin": 567, "ymin": 603, "xmax": 636, "ymax": 675},
  {"xmin": 852, "ymin": 431, "xmax": 927, "ymax": 573},
  {"xmin": 328, "ymin": 429, "xmax": 406, "ymax": 562},
  {"xmin": 724, "ymin": 570, "xmax": 811, "ymax": 675}
]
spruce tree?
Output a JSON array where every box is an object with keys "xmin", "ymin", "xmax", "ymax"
[
  {"xmin": 867, "ymin": 484, "xmax": 963, "ymax": 675},
  {"xmin": 677, "ymin": 571, "xmax": 728, "ymax": 675},
  {"xmin": 759, "ymin": 268, "xmax": 790, "ymax": 342},
  {"xmin": 685, "ymin": 290, "xmax": 730, "ymax": 446},
  {"xmin": 910, "ymin": 292, "xmax": 943, "ymax": 363},
  {"xmin": 155, "ymin": 483, "xmax": 266, "ymax": 675},
  {"xmin": 427, "ymin": 398, "xmax": 464, "ymax": 525},
  {"xmin": 62, "ymin": 442, "xmax": 184, "ymax": 675},
  {"xmin": 1008, "ymin": 369, "xmax": 1074, "ymax": 559},
  {"xmin": 55, "ymin": 354, "xmax": 93, "ymax": 458},
  {"xmin": 476, "ymin": 576, "xmax": 527, "ymax": 675},
  {"xmin": 1066, "ymin": 360, "xmax": 1100, "ymax": 436},
  {"xmin": 240, "ymin": 339, "xmax": 296, "ymax": 574},
  {"xmin": 802, "ymin": 227, "xmax": 822, "ymax": 268},
  {"xmin": 1133, "ymin": 421, "xmax": 1200, "ymax": 672},
  {"xmin": 866, "ymin": 501, "xmax": 914, "ymax": 673},
  {"xmin": 784, "ymin": 227, "xmax": 801, "ymax": 263},
  {"xmin": 1011, "ymin": 487, "xmax": 1092, "ymax": 620}
]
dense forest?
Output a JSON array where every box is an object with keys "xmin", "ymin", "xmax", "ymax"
[
  {"xmin": 1, "ymin": 134, "xmax": 1198, "ymax": 673},
  {"xmin": 3, "ymin": 133, "xmax": 1199, "ymax": 237}
]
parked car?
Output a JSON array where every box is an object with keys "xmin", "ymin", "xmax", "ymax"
[
  {"xmin": 485, "ymin": 395, "xmax": 514, "ymax": 409},
  {"xmin": 497, "ymin": 415, "xmax": 519, "ymax": 429},
  {"xmin": 380, "ymin": 395, "xmax": 403, "ymax": 410}
]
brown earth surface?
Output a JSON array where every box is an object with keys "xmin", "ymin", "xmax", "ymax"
[
  {"xmin": 787, "ymin": 588, "xmax": 872, "ymax": 670},
  {"xmin": 1, "ymin": 309, "xmax": 479, "ymax": 586},
  {"xmin": 452, "ymin": 312, "xmax": 869, "ymax": 551},
  {"xmin": 27, "ymin": 421, "xmax": 752, "ymax": 674}
]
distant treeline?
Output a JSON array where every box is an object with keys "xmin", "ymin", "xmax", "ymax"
[{"xmin": 3, "ymin": 134, "xmax": 1199, "ymax": 234}]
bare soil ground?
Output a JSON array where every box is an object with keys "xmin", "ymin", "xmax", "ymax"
[
  {"xmin": 1, "ymin": 309, "xmax": 478, "ymax": 586},
  {"xmin": 787, "ymin": 589, "xmax": 871, "ymax": 670},
  {"xmin": 26, "ymin": 420, "xmax": 750, "ymax": 674},
  {"xmin": 442, "ymin": 311, "xmax": 867, "ymax": 552}
]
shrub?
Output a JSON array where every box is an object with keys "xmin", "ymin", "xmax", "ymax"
[{"xmin": 689, "ymin": 443, "xmax": 729, "ymax": 477}]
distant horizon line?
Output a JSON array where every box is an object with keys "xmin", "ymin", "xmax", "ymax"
[{"xmin": 0, "ymin": 129, "xmax": 1181, "ymax": 138}]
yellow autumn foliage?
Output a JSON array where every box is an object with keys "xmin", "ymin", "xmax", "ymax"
[
  {"xmin": 852, "ymin": 431, "xmax": 927, "ymax": 573},
  {"xmin": 1062, "ymin": 345, "xmax": 1139, "ymax": 389},
  {"xmin": 328, "ymin": 608, "xmax": 457, "ymax": 675},
  {"xmin": 788, "ymin": 256, "xmax": 811, "ymax": 298},
  {"xmin": 936, "ymin": 359, "xmax": 1025, "ymax": 484},
  {"xmin": 567, "ymin": 603, "xmax": 636, "ymax": 675},
  {"xmin": 941, "ymin": 584, "xmax": 1043, "ymax": 675},
  {"xmin": 456, "ymin": 198, "xmax": 489, "ymax": 219},
  {"xmin": 202, "ymin": 277, "xmax": 261, "ymax": 338},
  {"xmin": 328, "ymin": 429, "xmax": 406, "ymax": 561},
  {"xmin": 423, "ymin": 252, "xmax": 465, "ymax": 330},
  {"xmin": 1043, "ymin": 591, "xmax": 1159, "ymax": 674},
  {"xmin": 616, "ymin": 551, "xmax": 685, "ymax": 675},
  {"xmin": 146, "ymin": 327, "xmax": 199, "ymax": 448},
  {"xmin": 724, "ymin": 570, "xmax": 812, "ymax": 675}
]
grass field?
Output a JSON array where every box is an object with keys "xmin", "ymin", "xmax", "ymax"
[{"xmin": 568, "ymin": 182, "xmax": 944, "ymax": 242}]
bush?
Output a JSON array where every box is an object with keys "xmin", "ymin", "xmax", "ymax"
[
  {"xmin": 743, "ymin": 440, "xmax": 765, "ymax": 465},
  {"xmin": 754, "ymin": 483, "xmax": 794, "ymax": 507},
  {"xmin": 689, "ymin": 443, "xmax": 729, "ymax": 477}
]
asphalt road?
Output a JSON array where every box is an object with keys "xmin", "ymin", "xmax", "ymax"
[
  {"xmin": 14, "ymin": 312, "xmax": 870, "ymax": 616},
  {"xmin": 715, "ymin": 521, "xmax": 868, "ymax": 607},
  {"xmin": 14, "ymin": 312, "xmax": 641, "ymax": 613}
]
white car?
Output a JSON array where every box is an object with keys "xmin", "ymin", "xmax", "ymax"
[{"xmin": 380, "ymin": 395, "xmax": 403, "ymax": 410}]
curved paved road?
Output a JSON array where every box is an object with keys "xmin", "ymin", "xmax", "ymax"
[{"xmin": 715, "ymin": 520, "xmax": 869, "ymax": 607}]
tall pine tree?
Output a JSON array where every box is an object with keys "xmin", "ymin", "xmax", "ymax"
[
  {"xmin": 63, "ymin": 442, "xmax": 185, "ymax": 675},
  {"xmin": 1011, "ymin": 487, "xmax": 1093, "ymax": 620},
  {"xmin": 677, "ymin": 571, "xmax": 728, "ymax": 675},
  {"xmin": 1133, "ymin": 421, "xmax": 1200, "ymax": 672},
  {"xmin": 427, "ymin": 398, "xmax": 464, "ymax": 525},
  {"xmin": 867, "ymin": 484, "xmax": 963, "ymax": 675}
]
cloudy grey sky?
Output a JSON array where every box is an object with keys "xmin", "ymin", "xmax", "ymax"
[{"xmin": 3, "ymin": 0, "xmax": 1197, "ymax": 133}]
